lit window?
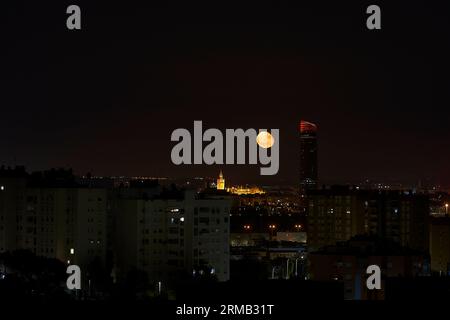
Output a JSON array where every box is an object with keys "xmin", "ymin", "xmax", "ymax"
[{"xmin": 70, "ymin": 248, "xmax": 75, "ymax": 255}]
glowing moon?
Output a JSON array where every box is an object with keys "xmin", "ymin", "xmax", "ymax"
[{"xmin": 256, "ymin": 131, "xmax": 275, "ymax": 148}]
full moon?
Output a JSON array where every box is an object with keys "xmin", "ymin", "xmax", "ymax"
[{"xmin": 256, "ymin": 131, "xmax": 275, "ymax": 149}]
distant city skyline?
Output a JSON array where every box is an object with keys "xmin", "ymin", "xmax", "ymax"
[
  {"xmin": 2, "ymin": 2, "xmax": 449, "ymax": 186},
  {"xmin": 0, "ymin": 164, "xmax": 447, "ymax": 191},
  {"xmin": 2, "ymin": 0, "xmax": 450, "ymax": 306}
]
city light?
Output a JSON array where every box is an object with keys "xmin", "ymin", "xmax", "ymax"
[
  {"xmin": 243, "ymin": 224, "xmax": 251, "ymax": 230},
  {"xmin": 228, "ymin": 185, "xmax": 265, "ymax": 195}
]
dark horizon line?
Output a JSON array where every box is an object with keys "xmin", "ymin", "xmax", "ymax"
[{"xmin": 1, "ymin": 163, "xmax": 448, "ymax": 191}]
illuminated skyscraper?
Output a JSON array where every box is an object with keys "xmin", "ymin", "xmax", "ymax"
[
  {"xmin": 217, "ymin": 170, "xmax": 225, "ymax": 190},
  {"xmin": 299, "ymin": 120, "xmax": 318, "ymax": 194}
]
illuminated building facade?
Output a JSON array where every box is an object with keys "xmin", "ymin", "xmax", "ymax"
[
  {"xmin": 227, "ymin": 185, "xmax": 265, "ymax": 195},
  {"xmin": 216, "ymin": 170, "xmax": 225, "ymax": 190}
]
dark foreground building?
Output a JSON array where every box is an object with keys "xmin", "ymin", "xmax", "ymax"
[
  {"xmin": 309, "ymin": 235, "xmax": 429, "ymax": 300},
  {"xmin": 430, "ymin": 216, "xmax": 450, "ymax": 274},
  {"xmin": 307, "ymin": 186, "xmax": 429, "ymax": 253}
]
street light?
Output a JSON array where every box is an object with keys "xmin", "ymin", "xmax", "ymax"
[
  {"xmin": 268, "ymin": 224, "xmax": 276, "ymax": 241},
  {"xmin": 446, "ymin": 203, "xmax": 449, "ymax": 215}
]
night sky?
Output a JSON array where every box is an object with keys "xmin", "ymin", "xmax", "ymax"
[{"xmin": 2, "ymin": 1, "xmax": 449, "ymax": 186}]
